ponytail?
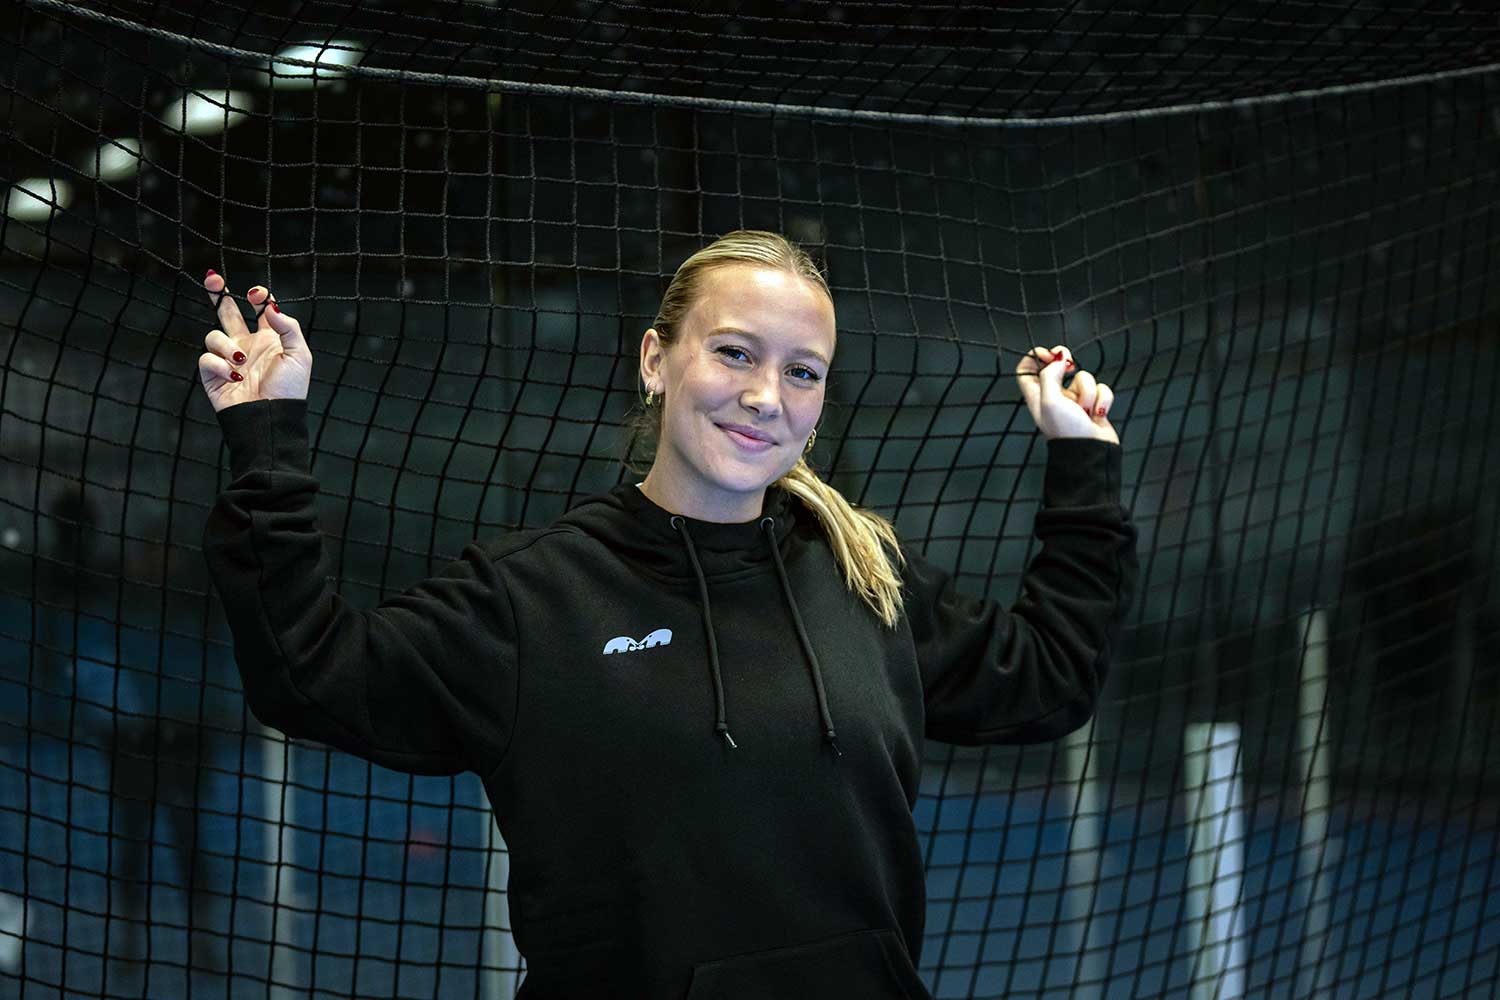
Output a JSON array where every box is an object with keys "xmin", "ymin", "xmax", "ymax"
[{"xmin": 775, "ymin": 459, "xmax": 907, "ymax": 629}]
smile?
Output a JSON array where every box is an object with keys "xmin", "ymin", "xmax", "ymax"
[{"xmin": 718, "ymin": 424, "xmax": 775, "ymax": 452}]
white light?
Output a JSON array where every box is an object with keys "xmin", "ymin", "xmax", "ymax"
[
  {"xmin": 84, "ymin": 137, "xmax": 143, "ymax": 181},
  {"xmin": 258, "ymin": 41, "xmax": 364, "ymax": 90},
  {"xmin": 4, "ymin": 177, "xmax": 74, "ymax": 221},
  {"xmin": 0, "ymin": 891, "xmax": 27, "ymax": 971},
  {"xmin": 160, "ymin": 89, "xmax": 254, "ymax": 135},
  {"xmin": 1182, "ymin": 722, "xmax": 1247, "ymax": 1000}
]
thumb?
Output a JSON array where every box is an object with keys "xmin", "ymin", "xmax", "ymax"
[
  {"xmin": 263, "ymin": 300, "xmax": 311, "ymax": 360},
  {"xmin": 1036, "ymin": 354, "xmax": 1067, "ymax": 405}
]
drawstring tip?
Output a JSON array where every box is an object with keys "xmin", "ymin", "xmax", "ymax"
[
  {"xmin": 718, "ymin": 727, "xmax": 738, "ymax": 749},
  {"xmin": 825, "ymin": 730, "xmax": 842, "ymax": 758}
]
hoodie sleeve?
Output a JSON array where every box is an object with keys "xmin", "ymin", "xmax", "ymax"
[
  {"xmin": 201, "ymin": 397, "xmax": 519, "ymax": 777},
  {"xmin": 901, "ymin": 437, "xmax": 1138, "ymax": 746}
]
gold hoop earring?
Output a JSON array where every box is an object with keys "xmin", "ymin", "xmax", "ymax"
[
  {"xmin": 645, "ymin": 388, "xmax": 656, "ymax": 407},
  {"xmin": 804, "ymin": 427, "xmax": 817, "ymax": 453}
]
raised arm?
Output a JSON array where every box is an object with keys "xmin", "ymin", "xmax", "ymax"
[
  {"xmin": 196, "ymin": 274, "xmax": 518, "ymax": 776},
  {"xmin": 904, "ymin": 438, "xmax": 1137, "ymax": 744},
  {"xmin": 904, "ymin": 373, "xmax": 1138, "ymax": 745}
]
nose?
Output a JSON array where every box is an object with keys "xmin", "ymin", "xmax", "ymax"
[{"xmin": 740, "ymin": 367, "xmax": 782, "ymax": 418}]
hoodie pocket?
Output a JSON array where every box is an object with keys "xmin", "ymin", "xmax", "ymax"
[{"xmin": 684, "ymin": 926, "xmax": 927, "ymax": 1000}]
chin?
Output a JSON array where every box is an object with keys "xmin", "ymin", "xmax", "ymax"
[
  {"xmin": 706, "ymin": 468, "xmax": 776, "ymax": 495},
  {"xmin": 703, "ymin": 456, "xmax": 789, "ymax": 495}
]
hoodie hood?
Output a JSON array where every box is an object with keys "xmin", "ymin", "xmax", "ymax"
[
  {"xmin": 555, "ymin": 480, "xmax": 842, "ymax": 757},
  {"xmin": 570, "ymin": 479, "xmax": 798, "ymax": 578}
]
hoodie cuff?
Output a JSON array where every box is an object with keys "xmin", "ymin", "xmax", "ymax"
[
  {"xmin": 1041, "ymin": 437, "xmax": 1122, "ymax": 508},
  {"xmin": 214, "ymin": 397, "xmax": 312, "ymax": 481}
]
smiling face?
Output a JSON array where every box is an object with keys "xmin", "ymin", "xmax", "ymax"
[{"xmin": 639, "ymin": 263, "xmax": 836, "ymax": 523}]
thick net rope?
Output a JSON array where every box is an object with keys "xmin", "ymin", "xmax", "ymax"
[{"xmin": 3, "ymin": 2, "xmax": 1498, "ymax": 997}]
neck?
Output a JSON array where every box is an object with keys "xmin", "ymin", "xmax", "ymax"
[{"xmin": 637, "ymin": 469, "xmax": 767, "ymax": 524}]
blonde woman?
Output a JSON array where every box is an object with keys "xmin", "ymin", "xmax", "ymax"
[{"xmin": 198, "ymin": 230, "xmax": 1136, "ymax": 999}]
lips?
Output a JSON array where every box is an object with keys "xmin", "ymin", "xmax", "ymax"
[
  {"xmin": 717, "ymin": 423, "xmax": 774, "ymax": 444},
  {"xmin": 718, "ymin": 423, "xmax": 776, "ymax": 451}
]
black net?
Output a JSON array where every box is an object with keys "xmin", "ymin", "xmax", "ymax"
[{"xmin": 3, "ymin": 1, "xmax": 1499, "ymax": 997}]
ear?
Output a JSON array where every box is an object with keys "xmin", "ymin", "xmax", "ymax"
[{"xmin": 640, "ymin": 327, "xmax": 663, "ymax": 388}]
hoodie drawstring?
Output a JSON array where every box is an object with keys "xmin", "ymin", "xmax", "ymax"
[
  {"xmin": 762, "ymin": 516, "xmax": 843, "ymax": 758},
  {"xmin": 668, "ymin": 513, "xmax": 842, "ymax": 758},
  {"xmin": 671, "ymin": 515, "xmax": 738, "ymax": 750}
]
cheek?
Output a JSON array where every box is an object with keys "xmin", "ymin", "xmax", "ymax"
[
  {"xmin": 676, "ymin": 362, "xmax": 730, "ymax": 401},
  {"xmin": 797, "ymin": 387, "xmax": 826, "ymax": 426}
]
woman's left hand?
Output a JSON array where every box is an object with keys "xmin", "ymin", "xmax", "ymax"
[{"xmin": 1015, "ymin": 344, "xmax": 1119, "ymax": 445}]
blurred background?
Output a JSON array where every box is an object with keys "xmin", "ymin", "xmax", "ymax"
[{"xmin": 1, "ymin": 1, "xmax": 1498, "ymax": 997}]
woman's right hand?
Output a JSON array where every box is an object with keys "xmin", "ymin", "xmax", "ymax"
[{"xmin": 197, "ymin": 270, "xmax": 313, "ymax": 413}]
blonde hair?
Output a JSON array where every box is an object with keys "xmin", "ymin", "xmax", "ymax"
[{"xmin": 622, "ymin": 230, "xmax": 908, "ymax": 629}]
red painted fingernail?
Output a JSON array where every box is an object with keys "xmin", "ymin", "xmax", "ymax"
[
  {"xmin": 205, "ymin": 269, "xmax": 217, "ymax": 279},
  {"xmin": 232, "ymin": 351, "xmax": 246, "ymax": 364},
  {"xmin": 229, "ymin": 370, "xmax": 244, "ymax": 382},
  {"xmin": 1065, "ymin": 360, "xmax": 1074, "ymax": 369},
  {"xmin": 270, "ymin": 302, "xmax": 280, "ymax": 314},
  {"xmin": 1096, "ymin": 407, "xmax": 1105, "ymax": 416}
]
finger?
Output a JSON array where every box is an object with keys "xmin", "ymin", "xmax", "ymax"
[
  {"xmin": 1014, "ymin": 344, "xmax": 1074, "ymax": 374},
  {"xmin": 1071, "ymin": 369, "xmax": 1098, "ymax": 414},
  {"xmin": 1036, "ymin": 346, "xmax": 1069, "ymax": 403},
  {"xmin": 204, "ymin": 329, "xmax": 246, "ymax": 366},
  {"xmin": 1094, "ymin": 382, "xmax": 1113, "ymax": 419},
  {"xmin": 263, "ymin": 296, "xmax": 310, "ymax": 359},
  {"xmin": 245, "ymin": 284, "xmax": 274, "ymax": 331},
  {"xmin": 198, "ymin": 350, "xmax": 240, "ymax": 388},
  {"xmin": 203, "ymin": 270, "xmax": 249, "ymax": 339},
  {"xmin": 1015, "ymin": 344, "xmax": 1053, "ymax": 377},
  {"xmin": 1048, "ymin": 344, "xmax": 1074, "ymax": 371}
]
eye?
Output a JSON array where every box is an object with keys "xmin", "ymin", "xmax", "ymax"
[{"xmin": 716, "ymin": 345, "xmax": 822, "ymax": 383}]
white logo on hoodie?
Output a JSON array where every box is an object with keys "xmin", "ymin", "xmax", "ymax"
[{"xmin": 602, "ymin": 628, "xmax": 673, "ymax": 654}]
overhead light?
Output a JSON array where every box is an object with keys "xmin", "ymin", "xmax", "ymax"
[
  {"xmin": 83, "ymin": 138, "xmax": 143, "ymax": 181},
  {"xmin": 258, "ymin": 41, "xmax": 364, "ymax": 90},
  {"xmin": 159, "ymin": 89, "xmax": 254, "ymax": 135},
  {"xmin": 4, "ymin": 178, "xmax": 74, "ymax": 221}
]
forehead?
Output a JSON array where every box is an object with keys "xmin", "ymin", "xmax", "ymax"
[{"xmin": 686, "ymin": 264, "xmax": 836, "ymax": 352}]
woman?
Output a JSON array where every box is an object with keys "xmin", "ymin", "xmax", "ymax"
[{"xmin": 198, "ymin": 231, "xmax": 1137, "ymax": 999}]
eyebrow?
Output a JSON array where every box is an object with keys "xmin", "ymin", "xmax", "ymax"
[{"xmin": 707, "ymin": 327, "xmax": 832, "ymax": 367}]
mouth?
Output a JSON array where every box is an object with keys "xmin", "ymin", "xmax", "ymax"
[{"xmin": 717, "ymin": 423, "xmax": 776, "ymax": 450}]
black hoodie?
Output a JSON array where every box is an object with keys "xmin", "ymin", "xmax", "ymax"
[{"xmin": 203, "ymin": 396, "xmax": 1138, "ymax": 999}]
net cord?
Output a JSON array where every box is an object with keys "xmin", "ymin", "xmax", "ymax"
[{"xmin": 26, "ymin": 0, "xmax": 1500, "ymax": 128}]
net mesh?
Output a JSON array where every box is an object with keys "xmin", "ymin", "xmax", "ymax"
[{"xmin": 3, "ymin": 1, "xmax": 1499, "ymax": 997}]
